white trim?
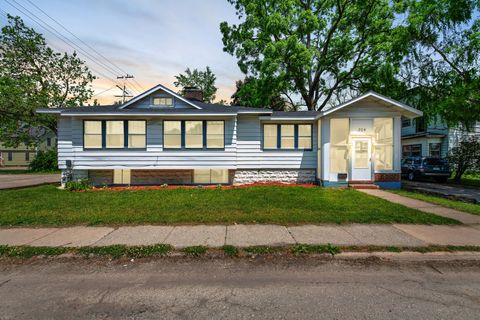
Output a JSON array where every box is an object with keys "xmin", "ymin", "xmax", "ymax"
[
  {"xmin": 259, "ymin": 116, "xmax": 315, "ymax": 121},
  {"xmin": 119, "ymin": 83, "xmax": 202, "ymax": 109},
  {"xmin": 237, "ymin": 111, "xmax": 273, "ymax": 115},
  {"xmin": 72, "ymin": 166, "xmax": 237, "ymax": 170},
  {"xmin": 61, "ymin": 113, "xmax": 236, "ymax": 117},
  {"xmin": 37, "ymin": 109, "xmax": 62, "ymax": 114},
  {"xmin": 320, "ymin": 91, "xmax": 423, "ymax": 118}
]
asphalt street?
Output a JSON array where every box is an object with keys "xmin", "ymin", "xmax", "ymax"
[{"xmin": 0, "ymin": 257, "xmax": 479, "ymax": 319}]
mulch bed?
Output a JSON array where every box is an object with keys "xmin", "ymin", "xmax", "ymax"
[{"xmin": 89, "ymin": 182, "xmax": 317, "ymax": 192}]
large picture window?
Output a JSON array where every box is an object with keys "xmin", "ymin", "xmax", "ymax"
[
  {"xmin": 330, "ymin": 118, "xmax": 349, "ymax": 173},
  {"xmin": 84, "ymin": 121, "xmax": 103, "ymax": 149},
  {"xmin": 262, "ymin": 124, "xmax": 312, "ymax": 150},
  {"xmin": 84, "ymin": 120, "xmax": 146, "ymax": 150},
  {"xmin": 373, "ymin": 118, "xmax": 393, "ymax": 170},
  {"xmin": 163, "ymin": 120, "xmax": 225, "ymax": 150}
]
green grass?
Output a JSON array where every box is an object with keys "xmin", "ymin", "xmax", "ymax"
[
  {"xmin": 0, "ymin": 169, "xmax": 60, "ymax": 175},
  {"xmin": 182, "ymin": 246, "xmax": 207, "ymax": 256},
  {"xmin": 0, "ymin": 185, "xmax": 459, "ymax": 226},
  {"xmin": 391, "ymin": 190, "xmax": 480, "ymax": 216},
  {"xmin": 449, "ymin": 172, "xmax": 480, "ymax": 188},
  {"xmin": 291, "ymin": 243, "xmax": 340, "ymax": 255}
]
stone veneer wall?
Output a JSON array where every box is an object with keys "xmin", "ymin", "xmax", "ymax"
[
  {"xmin": 232, "ymin": 169, "xmax": 316, "ymax": 185},
  {"xmin": 131, "ymin": 170, "xmax": 193, "ymax": 185}
]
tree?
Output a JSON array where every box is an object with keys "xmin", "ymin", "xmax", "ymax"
[
  {"xmin": 447, "ymin": 136, "xmax": 480, "ymax": 181},
  {"xmin": 220, "ymin": 0, "xmax": 400, "ymax": 111},
  {"xmin": 395, "ymin": 0, "xmax": 480, "ymax": 129},
  {"xmin": 231, "ymin": 77, "xmax": 293, "ymax": 110},
  {"xmin": 0, "ymin": 15, "xmax": 95, "ymax": 147},
  {"xmin": 174, "ymin": 67, "xmax": 217, "ymax": 103}
]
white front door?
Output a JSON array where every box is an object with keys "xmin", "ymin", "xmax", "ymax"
[{"xmin": 351, "ymin": 138, "xmax": 372, "ymax": 181}]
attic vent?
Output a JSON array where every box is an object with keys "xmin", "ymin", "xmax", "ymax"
[{"xmin": 183, "ymin": 87, "xmax": 203, "ymax": 102}]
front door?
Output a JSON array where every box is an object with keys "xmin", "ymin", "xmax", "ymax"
[{"xmin": 351, "ymin": 138, "xmax": 372, "ymax": 181}]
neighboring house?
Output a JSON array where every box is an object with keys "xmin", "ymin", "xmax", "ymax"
[
  {"xmin": 0, "ymin": 131, "xmax": 56, "ymax": 167},
  {"xmin": 37, "ymin": 84, "xmax": 422, "ymax": 189},
  {"xmin": 401, "ymin": 117, "xmax": 480, "ymax": 158}
]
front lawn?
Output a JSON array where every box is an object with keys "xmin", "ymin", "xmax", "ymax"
[
  {"xmin": 0, "ymin": 185, "xmax": 458, "ymax": 226},
  {"xmin": 390, "ymin": 190, "xmax": 480, "ymax": 216}
]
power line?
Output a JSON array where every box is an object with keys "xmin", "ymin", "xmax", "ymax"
[
  {"xmin": 4, "ymin": 0, "xmax": 140, "ymax": 96},
  {"xmin": 21, "ymin": 0, "xmax": 146, "ymax": 94}
]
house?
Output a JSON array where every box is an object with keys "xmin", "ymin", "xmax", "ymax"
[
  {"xmin": 37, "ymin": 84, "xmax": 422, "ymax": 189},
  {"xmin": 401, "ymin": 116, "xmax": 480, "ymax": 158},
  {"xmin": 0, "ymin": 131, "xmax": 56, "ymax": 167}
]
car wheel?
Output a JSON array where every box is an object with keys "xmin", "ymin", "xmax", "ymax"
[{"xmin": 408, "ymin": 171, "xmax": 415, "ymax": 181}]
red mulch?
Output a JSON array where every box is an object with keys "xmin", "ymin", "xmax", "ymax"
[{"xmin": 88, "ymin": 182, "xmax": 317, "ymax": 192}]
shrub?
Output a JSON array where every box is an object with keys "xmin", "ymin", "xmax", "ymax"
[
  {"xmin": 222, "ymin": 245, "xmax": 239, "ymax": 257},
  {"xmin": 65, "ymin": 179, "xmax": 92, "ymax": 191},
  {"xmin": 448, "ymin": 136, "xmax": 480, "ymax": 181},
  {"xmin": 28, "ymin": 149, "xmax": 58, "ymax": 172},
  {"xmin": 182, "ymin": 246, "xmax": 207, "ymax": 256}
]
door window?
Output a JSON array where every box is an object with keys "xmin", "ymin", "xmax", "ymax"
[{"xmin": 354, "ymin": 140, "xmax": 369, "ymax": 169}]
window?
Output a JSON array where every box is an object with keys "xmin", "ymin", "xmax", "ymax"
[
  {"xmin": 25, "ymin": 152, "xmax": 30, "ymax": 161},
  {"xmin": 373, "ymin": 118, "xmax": 393, "ymax": 170},
  {"xmin": 164, "ymin": 121, "xmax": 182, "ymax": 149},
  {"xmin": 402, "ymin": 144, "xmax": 422, "ymax": 157},
  {"xmin": 194, "ymin": 169, "xmax": 229, "ymax": 184},
  {"xmin": 84, "ymin": 120, "xmax": 146, "ymax": 150},
  {"xmin": 206, "ymin": 121, "xmax": 224, "ymax": 149},
  {"xmin": 47, "ymin": 138, "xmax": 51, "ymax": 146},
  {"xmin": 163, "ymin": 120, "xmax": 225, "ymax": 150},
  {"xmin": 185, "ymin": 121, "xmax": 203, "ymax": 148},
  {"xmin": 153, "ymin": 97, "xmax": 173, "ymax": 106},
  {"xmin": 106, "ymin": 121, "xmax": 124, "ymax": 148},
  {"xmin": 84, "ymin": 121, "xmax": 103, "ymax": 149},
  {"xmin": 298, "ymin": 125, "xmax": 312, "ymax": 149},
  {"xmin": 262, "ymin": 124, "xmax": 312, "ymax": 150},
  {"xmin": 401, "ymin": 118, "xmax": 411, "ymax": 128},
  {"xmin": 128, "ymin": 121, "xmax": 146, "ymax": 149},
  {"xmin": 330, "ymin": 118, "xmax": 349, "ymax": 173},
  {"xmin": 7, "ymin": 152, "xmax": 12, "ymax": 161},
  {"xmin": 415, "ymin": 117, "xmax": 426, "ymax": 133},
  {"xmin": 429, "ymin": 143, "xmax": 441, "ymax": 158},
  {"xmin": 263, "ymin": 124, "xmax": 278, "ymax": 149}
]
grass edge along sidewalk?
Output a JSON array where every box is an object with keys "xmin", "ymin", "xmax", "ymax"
[
  {"xmin": 2, "ymin": 243, "xmax": 480, "ymax": 259},
  {"xmin": 0, "ymin": 185, "xmax": 459, "ymax": 226}
]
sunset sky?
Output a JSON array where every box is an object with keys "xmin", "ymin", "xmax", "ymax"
[{"xmin": 0, "ymin": 0, "xmax": 244, "ymax": 104}]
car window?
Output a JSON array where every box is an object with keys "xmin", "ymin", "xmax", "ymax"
[
  {"xmin": 414, "ymin": 159, "xmax": 421, "ymax": 165},
  {"xmin": 424, "ymin": 158, "xmax": 445, "ymax": 166}
]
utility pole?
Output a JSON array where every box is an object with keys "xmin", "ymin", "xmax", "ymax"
[{"xmin": 114, "ymin": 74, "xmax": 134, "ymax": 103}]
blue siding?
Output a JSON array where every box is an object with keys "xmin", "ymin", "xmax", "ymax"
[{"xmin": 236, "ymin": 115, "xmax": 317, "ymax": 169}]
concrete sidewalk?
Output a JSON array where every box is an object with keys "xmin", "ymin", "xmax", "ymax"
[
  {"xmin": 359, "ymin": 189, "xmax": 480, "ymax": 224},
  {"xmin": 0, "ymin": 173, "xmax": 59, "ymax": 189},
  {"xmin": 1, "ymin": 223, "xmax": 480, "ymax": 248}
]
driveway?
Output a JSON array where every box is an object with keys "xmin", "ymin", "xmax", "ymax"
[
  {"xmin": 0, "ymin": 173, "xmax": 59, "ymax": 190},
  {"xmin": 402, "ymin": 180, "xmax": 480, "ymax": 203}
]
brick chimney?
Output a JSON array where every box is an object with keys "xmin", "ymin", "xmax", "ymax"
[{"xmin": 183, "ymin": 87, "xmax": 203, "ymax": 102}]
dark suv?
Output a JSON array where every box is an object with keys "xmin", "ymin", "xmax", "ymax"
[{"xmin": 401, "ymin": 157, "xmax": 451, "ymax": 182}]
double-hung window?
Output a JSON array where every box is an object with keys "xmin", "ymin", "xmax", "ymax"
[
  {"xmin": 84, "ymin": 120, "xmax": 146, "ymax": 150},
  {"xmin": 163, "ymin": 120, "xmax": 225, "ymax": 149},
  {"xmin": 106, "ymin": 121, "xmax": 124, "ymax": 149},
  {"xmin": 263, "ymin": 124, "xmax": 312, "ymax": 150},
  {"xmin": 84, "ymin": 121, "xmax": 103, "ymax": 149}
]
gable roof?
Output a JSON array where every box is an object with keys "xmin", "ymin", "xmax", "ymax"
[
  {"xmin": 321, "ymin": 91, "xmax": 423, "ymax": 118},
  {"xmin": 119, "ymin": 83, "xmax": 202, "ymax": 109}
]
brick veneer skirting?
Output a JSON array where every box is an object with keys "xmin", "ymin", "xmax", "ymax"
[
  {"xmin": 374, "ymin": 173, "xmax": 401, "ymax": 182},
  {"xmin": 89, "ymin": 170, "xmax": 113, "ymax": 186},
  {"xmin": 131, "ymin": 170, "xmax": 193, "ymax": 185}
]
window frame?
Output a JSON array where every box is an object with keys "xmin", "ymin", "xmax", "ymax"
[
  {"xmin": 162, "ymin": 120, "xmax": 226, "ymax": 151},
  {"xmin": 152, "ymin": 96, "xmax": 174, "ymax": 107},
  {"xmin": 429, "ymin": 143, "xmax": 441, "ymax": 158},
  {"xmin": 83, "ymin": 120, "xmax": 147, "ymax": 150},
  {"xmin": 262, "ymin": 123, "xmax": 313, "ymax": 151}
]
